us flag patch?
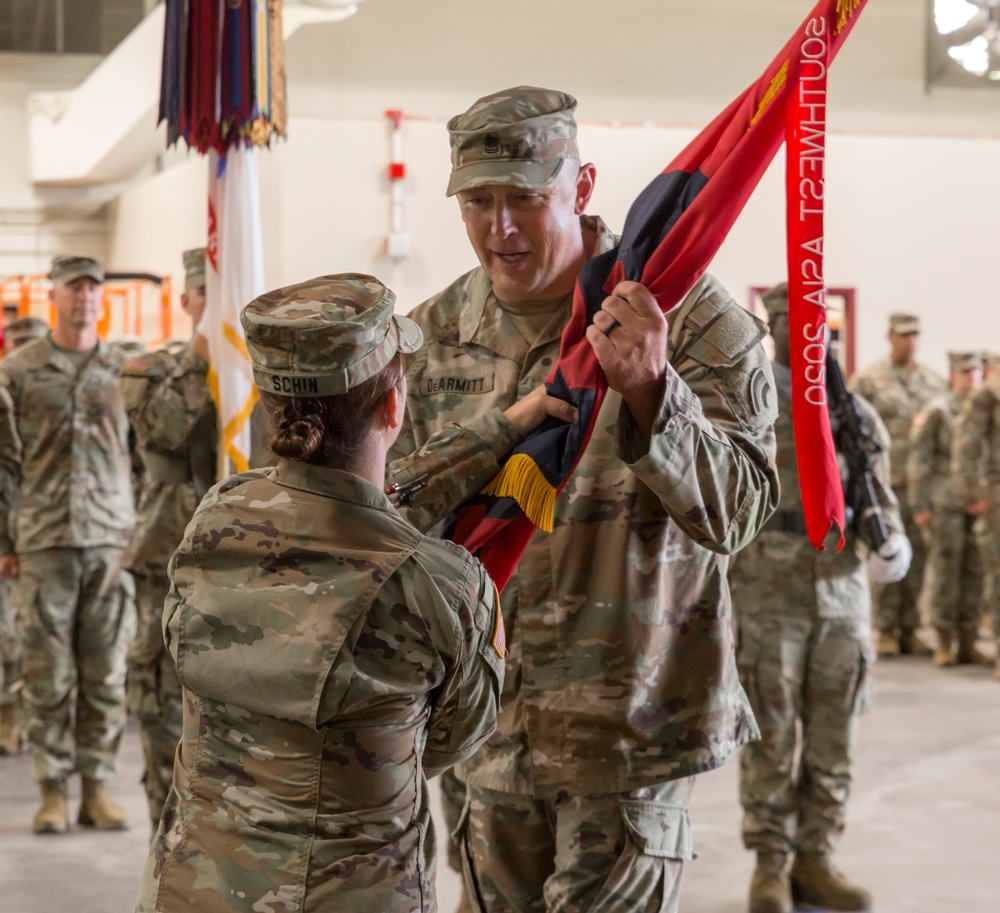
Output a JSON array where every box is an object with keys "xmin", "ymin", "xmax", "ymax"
[{"xmin": 491, "ymin": 585, "xmax": 506, "ymax": 659}]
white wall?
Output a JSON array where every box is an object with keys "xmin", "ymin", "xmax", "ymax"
[{"xmin": 107, "ymin": 115, "xmax": 1000, "ymax": 377}]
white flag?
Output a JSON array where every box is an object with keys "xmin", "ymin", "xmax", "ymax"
[{"xmin": 204, "ymin": 146, "xmax": 265, "ymax": 474}]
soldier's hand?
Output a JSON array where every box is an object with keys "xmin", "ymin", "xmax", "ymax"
[
  {"xmin": 913, "ymin": 510, "xmax": 932, "ymax": 529},
  {"xmin": 0, "ymin": 555, "xmax": 18, "ymax": 580},
  {"xmin": 504, "ymin": 384, "xmax": 579, "ymax": 440},
  {"xmin": 967, "ymin": 498, "xmax": 990, "ymax": 516},
  {"xmin": 585, "ymin": 280, "xmax": 668, "ymax": 438}
]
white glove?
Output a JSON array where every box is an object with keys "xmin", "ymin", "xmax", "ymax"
[{"xmin": 867, "ymin": 532, "xmax": 912, "ymax": 585}]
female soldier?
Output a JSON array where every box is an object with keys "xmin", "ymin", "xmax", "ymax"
[{"xmin": 135, "ymin": 274, "xmax": 504, "ymax": 913}]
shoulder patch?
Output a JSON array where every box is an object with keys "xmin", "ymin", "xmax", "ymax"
[
  {"xmin": 121, "ymin": 350, "xmax": 174, "ymax": 378},
  {"xmin": 750, "ymin": 367, "xmax": 772, "ymax": 416}
]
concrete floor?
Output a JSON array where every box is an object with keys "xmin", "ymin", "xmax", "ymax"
[{"xmin": 1, "ymin": 642, "xmax": 998, "ymax": 913}]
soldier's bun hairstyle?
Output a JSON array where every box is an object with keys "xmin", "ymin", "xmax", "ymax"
[{"xmin": 263, "ymin": 352, "xmax": 405, "ymax": 468}]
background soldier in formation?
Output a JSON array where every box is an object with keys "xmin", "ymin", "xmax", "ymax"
[
  {"xmin": 907, "ymin": 351, "xmax": 987, "ymax": 667},
  {"xmin": 0, "ymin": 255, "xmax": 135, "ymax": 834},
  {"xmin": 953, "ymin": 352, "xmax": 1000, "ymax": 680},
  {"xmin": 120, "ymin": 247, "xmax": 217, "ymax": 830},
  {"xmin": 851, "ymin": 313, "xmax": 947, "ymax": 657},
  {"xmin": 135, "ymin": 274, "xmax": 502, "ymax": 913},
  {"xmin": 730, "ymin": 283, "xmax": 908, "ymax": 913},
  {"xmin": 0, "ymin": 316, "xmax": 50, "ymax": 756},
  {"xmin": 386, "ymin": 86, "xmax": 779, "ymax": 913}
]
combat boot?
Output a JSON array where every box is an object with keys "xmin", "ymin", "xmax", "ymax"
[
  {"xmin": 32, "ymin": 779, "xmax": 68, "ymax": 834},
  {"xmin": 876, "ymin": 629, "xmax": 899, "ymax": 657},
  {"xmin": 748, "ymin": 851, "xmax": 792, "ymax": 913},
  {"xmin": 898, "ymin": 628, "xmax": 932, "ymax": 657},
  {"xmin": 0, "ymin": 702, "xmax": 22, "ymax": 755},
  {"xmin": 933, "ymin": 628, "xmax": 955, "ymax": 666},
  {"xmin": 790, "ymin": 852, "xmax": 871, "ymax": 911},
  {"xmin": 77, "ymin": 777, "xmax": 129, "ymax": 831},
  {"xmin": 955, "ymin": 629, "xmax": 992, "ymax": 665}
]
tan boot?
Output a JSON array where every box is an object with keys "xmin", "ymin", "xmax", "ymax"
[
  {"xmin": 32, "ymin": 779, "xmax": 68, "ymax": 834},
  {"xmin": 956, "ymin": 629, "xmax": 992, "ymax": 665},
  {"xmin": 876, "ymin": 629, "xmax": 899, "ymax": 657},
  {"xmin": 933, "ymin": 628, "xmax": 955, "ymax": 666},
  {"xmin": 790, "ymin": 852, "xmax": 871, "ymax": 911},
  {"xmin": 0, "ymin": 702, "xmax": 22, "ymax": 755},
  {"xmin": 77, "ymin": 778, "xmax": 129, "ymax": 831},
  {"xmin": 898, "ymin": 628, "xmax": 932, "ymax": 657},
  {"xmin": 749, "ymin": 851, "xmax": 792, "ymax": 913}
]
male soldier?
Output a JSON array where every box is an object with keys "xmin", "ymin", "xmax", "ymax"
[
  {"xmin": 386, "ymin": 87, "xmax": 779, "ymax": 913},
  {"xmin": 908, "ymin": 352, "xmax": 987, "ymax": 667},
  {"xmin": 0, "ymin": 255, "xmax": 135, "ymax": 833},
  {"xmin": 120, "ymin": 247, "xmax": 216, "ymax": 829},
  {"xmin": 952, "ymin": 352, "xmax": 1000, "ymax": 680},
  {"xmin": 0, "ymin": 316, "xmax": 49, "ymax": 756},
  {"xmin": 730, "ymin": 283, "xmax": 908, "ymax": 913},
  {"xmin": 851, "ymin": 313, "xmax": 946, "ymax": 656}
]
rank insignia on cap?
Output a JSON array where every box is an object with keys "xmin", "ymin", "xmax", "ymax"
[
  {"xmin": 491, "ymin": 585, "xmax": 506, "ymax": 659},
  {"xmin": 750, "ymin": 368, "xmax": 772, "ymax": 416},
  {"xmin": 483, "ymin": 134, "xmax": 501, "ymax": 155}
]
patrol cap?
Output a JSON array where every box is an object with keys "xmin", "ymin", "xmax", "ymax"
[
  {"xmin": 49, "ymin": 254, "xmax": 104, "ymax": 285},
  {"xmin": 183, "ymin": 247, "xmax": 206, "ymax": 287},
  {"xmin": 982, "ymin": 351, "xmax": 1000, "ymax": 374},
  {"xmin": 948, "ymin": 351, "xmax": 982, "ymax": 372},
  {"xmin": 241, "ymin": 273, "xmax": 423, "ymax": 398},
  {"xmin": 446, "ymin": 86, "xmax": 580, "ymax": 197},
  {"xmin": 760, "ymin": 282, "xmax": 789, "ymax": 319},
  {"xmin": 889, "ymin": 312, "xmax": 920, "ymax": 335},
  {"xmin": 5, "ymin": 316, "xmax": 48, "ymax": 349}
]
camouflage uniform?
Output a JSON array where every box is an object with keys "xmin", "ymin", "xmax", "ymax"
[
  {"xmin": 388, "ymin": 223, "xmax": 778, "ymax": 910},
  {"xmin": 0, "ymin": 577, "xmax": 21, "ymax": 751},
  {"xmin": 0, "ymin": 317, "xmax": 51, "ymax": 755},
  {"xmin": 952, "ymin": 374, "xmax": 1000, "ymax": 668},
  {"xmin": 121, "ymin": 342, "xmax": 216, "ymax": 827},
  {"xmin": 730, "ymin": 363, "xmax": 899, "ymax": 859},
  {"xmin": 136, "ymin": 274, "xmax": 503, "ymax": 913},
  {"xmin": 850, "ymin": 356, "xmax": 946, "ymax": 638},
  {"xmin": 0, "ymin": 335, "xmax": 135, "ymax": 783},
  {"xmin": 908, "ymin": 390, "xmax": 982, "ymax": 633}
]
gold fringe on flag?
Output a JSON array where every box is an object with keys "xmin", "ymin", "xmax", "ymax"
[
  {"xmin": 750, "ymin": 61, "xmax": 789, "ymax": 126},
  {"xmin": 835, "ymin": 0, "xmax": 863, "ymax": 34},
  {"xmin": 481, "ymin": 454, "xmax": 557, "ymax": 533}
]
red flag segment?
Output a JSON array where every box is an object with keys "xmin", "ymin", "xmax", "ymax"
[{"xmin": 786, "ymin": 17, "xmax": 847, "ymax": 551}]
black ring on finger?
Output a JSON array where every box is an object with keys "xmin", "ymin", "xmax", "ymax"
[{"xmin": 603, "ymin": 319, "xmax": 621, "ymax": 338}]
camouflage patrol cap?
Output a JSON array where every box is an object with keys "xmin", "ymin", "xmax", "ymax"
[
  {"xmin": 889, "ymin": 312, "xmax": 919, "ymax": 335},
  {"xmin": 5, "ymin": 316, "xmax": 48, "ymax": 349},
  {"xmin": 183, "ymin": 247, "xmax": 206, "ymax": 287},
  {"xmin": 49, "ymin": 254, "xmax": 104, "ymax": 285},
  {"xmin": 982, "ymin": 351, "xmax": 1000, "ymax": 375},
  {"xmin": 446, "ymin": 86, "xmax": 579, "ymax": 197},
  {"xmin": 241, "ymin": 273, "xmax": 422, "ymax": 398},
  {"xmin": 760, "ymin": 282, "xmax": 789, "ymax": 319},
  {"xmin": 948, "ymin": 351, "xmax": 982, "ymax": 372}
]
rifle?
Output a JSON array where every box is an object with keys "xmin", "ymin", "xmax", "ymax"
[{"xmin": 825, "ymin": 352, "xmax": 889, "ymax": 552}]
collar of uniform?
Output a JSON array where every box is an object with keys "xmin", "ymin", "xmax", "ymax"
[
  {"xmin": 457, "ymin": 214, "xmax": 618, "ymax": 353},
  {"xmin": 268, "ymin": 458, "xmax": 396, "ymax": 512},
  {"xmin": 44, "ymin": 337, "xmax": 116, "ymax": 375}
]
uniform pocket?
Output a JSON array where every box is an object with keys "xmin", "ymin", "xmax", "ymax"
[
  {"xmin": 619, "ymin": 800, "xmax": 694, "ymax": 861},
  {"xmin": 850, "ymin": 636, "xmax": 875, "ymax": 717}
]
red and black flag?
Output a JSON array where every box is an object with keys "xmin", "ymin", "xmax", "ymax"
[{"xmin": 450, "ymin": 0, "xmax": 868, "ymax": 590}]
